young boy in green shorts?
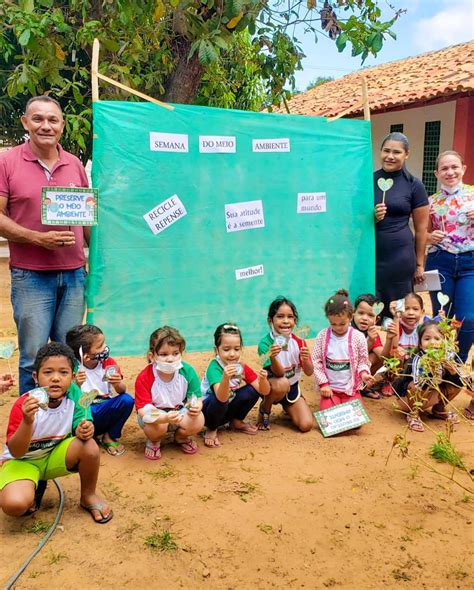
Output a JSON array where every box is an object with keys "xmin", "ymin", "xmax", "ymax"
[{"xmin": 0, "ymin": 342, "xmax": 112, "ymax": 523}]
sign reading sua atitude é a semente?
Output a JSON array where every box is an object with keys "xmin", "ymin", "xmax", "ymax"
[{"xmin": 41, "ymin": 187, "xmax": 98, "ymax": 226}]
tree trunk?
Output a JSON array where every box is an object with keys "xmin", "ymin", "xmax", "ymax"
[{"xmin": 162, "ymin": 37, "xmax": 204, "ymax": 104}]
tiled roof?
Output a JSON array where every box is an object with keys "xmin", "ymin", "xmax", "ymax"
[{"xmin": 278, "ymin": 41, "xmax": 474, "ymax": 118}]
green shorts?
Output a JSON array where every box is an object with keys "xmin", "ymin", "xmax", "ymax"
[{"xmin": 0, "ymin": 437, "xmax": 76, "ymax": 490}]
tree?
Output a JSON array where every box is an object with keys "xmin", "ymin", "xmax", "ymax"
[
  {"xmin": 0, "ymin": 1, "xmax": 403, "ymax": 161},
  {"xmin": 306, "ymin": 76, "xmax": 334, "ymax": 91}
]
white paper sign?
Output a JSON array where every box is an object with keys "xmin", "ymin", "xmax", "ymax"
[
  {"xmin": 143, "ymin": 195, "xmax": 187, "ymax": 235},
  {"xmin": 225, "ymin": 199, "xmax": 264, "ymax": 233},
  {"xmin": 314, "ymin": 399, "xmax": 370, "ymax": 437},
  {"xmin": 297, "ymin": 192, "xmax": 327, "ymax": 214},
  {"xmin": 414, "ymin": 269, "xmax": 442, "ymax": 293},
  {"xmin": 252, "ymin": 138, "xmax": 290, "ymax": 153},
  {"xmin": 235, "ymin": 264, "xmax": 264, "ymax": 281},
  {"xmin": 149, "ymin": 132, "xmax": 189, "ymax": 152},
  {"xmin": 199, "ymin": 136, "xmax": 236, "ymax": 153}
]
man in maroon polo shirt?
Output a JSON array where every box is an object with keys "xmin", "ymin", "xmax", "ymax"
[{"xmin": 0, "ymin": 96, "xmax": 89, "ymax": 394}]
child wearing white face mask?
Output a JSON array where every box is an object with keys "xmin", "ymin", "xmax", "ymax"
[{"xmin": 134, "ymin": 326, "xmax": 204, "ymax": 461}]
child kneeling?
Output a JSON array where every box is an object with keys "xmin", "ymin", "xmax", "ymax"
[
  {"xmin": 0, "ymin": 343, "xmax": 112, "ymax": 523},
  {"xmin": 135, "ymin": 327, "xmax": 204, "ymax": 460}
]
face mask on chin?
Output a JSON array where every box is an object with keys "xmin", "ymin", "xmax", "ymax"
[{"xmin": 154, "ymin": 358, "xmax": 182, "ymax": 374}]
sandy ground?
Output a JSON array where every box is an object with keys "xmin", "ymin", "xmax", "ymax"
[{"xmin": 0, "ymin": 258, "xmax": 472, "ymax": 590}]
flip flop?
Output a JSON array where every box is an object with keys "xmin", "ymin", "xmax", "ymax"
[
  {"xmin": 362, "ymin": 389, "xmax": 381, "ymax": 400},
  {"xmin": 203, "ymin": 430, "xmax": 221, "ymax": 448},
  {"xmin": 463, "ymin": 406, "xmax": 474, "ymax": 420},
  {"xmin": 144, "ymin": 441, "xmax": 161, "ymax": 461},
  {"xmin": 230, "ymin": 421, "xmax": 258, "ymax": 435},
  {"xmin": 431, "ymin": 410, "xmax": 460, "ymax": 424},
  {"xmin": 21, "ymin": 480, "xmax": 48, "ymax": 516},
  {"xmin": 406, "ymin": 414, "xmax": 424, "ymax": 432},
  {"xmin": 257, "ymin": 401, "xmax": 271, "ymax": 431},
  {"xmin": 99, "ymin": 439, "xmax": 125, "ymax": 457},
  {"xmin": 380, "ymin": 383, "xmax": 394, "ymax": 397},
  {"xmin": 175, "ymin": 437, "xmax": 198, "ymax": 454},
  {"xmin": 80, "ymin": 501, "xmax": 113, "ymax": 524}
]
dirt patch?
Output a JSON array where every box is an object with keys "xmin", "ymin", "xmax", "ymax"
[{"xmin": 0, "ymin": 259, "xmax": 472, "ymax": 589}]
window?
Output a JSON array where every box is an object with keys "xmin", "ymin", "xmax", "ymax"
[
  {"xmin": 390, "ymin": 123, "xmax": 404, "ymax": 133},
  {"xmin": 422, "ymin": 121, "xmax": 441, "ymax": 195}
]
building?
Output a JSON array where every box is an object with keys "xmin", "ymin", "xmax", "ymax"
[{"xmin": 280, "ymin": 41, "xmax": 474, "ymax": 192}]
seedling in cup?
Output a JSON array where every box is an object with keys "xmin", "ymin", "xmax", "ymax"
[
  {"xmin": 377, "ymin": 177, "xmax": 394, "ymax": 205},
  {"xmin": 395, "ymin": 298, "xmax": 405, "ymax": 317},
  {"xmin": 29, "ymin": 387, "xmax": 50, "ymax": 410},
  {"xmin": 274, "ymin": 335, "xmax": 288, "ymax": 351},
  {"xmin": 102, "ymin": 365, "xmax": 118, "ymax": 382}
]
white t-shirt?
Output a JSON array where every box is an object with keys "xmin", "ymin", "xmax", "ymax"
[
  {"xmin": 399, "ymin": 326, "xmax": 419, "ymax": 352},
  {"xmin": 325, "ymin": 330, "xmax": 352, "ymax": 393},
  {"xmin": 81, "ymin": 362, "xmax": 110, "ymax": 398},
  {"xmin": 151, "ymin": 365, "xmax": 188, "ymax": 409}
]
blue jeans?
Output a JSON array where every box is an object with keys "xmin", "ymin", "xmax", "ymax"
[
  {"xmin": 425, "ymin": 249, "xmax": 474, "ymax": 362},
  {"xmin": 10, "ymin": 267, "xmax": 86, "ymax": 394},
  {"xmin": 90, "ymin": 394, "xmax": 135, "ymax": 440}
]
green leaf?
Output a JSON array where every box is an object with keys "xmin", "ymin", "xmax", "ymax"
[
  {"xmin": 72, "ymin": 86, "xmax": 84, "ymax": 105},
  {"xmin": 335, "ymin": 32, "xmax": 347, "ymax": 52},
  {"xmin": 20, "ymin": 0, "xmax": 34, "ymax": 13},
  {"xmin": 18, "ymin": 29, "xmax": 31, "ymax": 47},
  {"xmin": 225, "ymin": 0, "xmax": 243, "ymax": 19},
  {"xmin": 371, "ymin": 32, "xmax": 383, "ymax": 53},
  {"xmin": 102, "ymin": 39, "xmax": 121, "ymax": 52},
  {"xmin": 213, "ymin": 36, "xmax": 228, "ymax": 50}
]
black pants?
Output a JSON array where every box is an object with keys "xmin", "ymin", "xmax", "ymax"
[{"xmin": 202, "ymin": 384, "xmax": 259, "ymax": 430}]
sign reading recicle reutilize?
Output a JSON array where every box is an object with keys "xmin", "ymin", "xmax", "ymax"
[
  {"xmin": 314, "ymin": 399, "xmax": 370, "ymax": 437},
  {"xmin": 41, "ymin": 187, "xmax": 98, "ymax": 226}
]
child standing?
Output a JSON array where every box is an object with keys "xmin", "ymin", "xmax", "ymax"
[
  {"xmin": 0, "ymin": 342, "xmax": 112, "ymax": 523},
  {"xmin": 312, "ymin": 290, "xmax": 374, "ymax": 409},
  {"xmin": 352, "ymin": 293, "xmax": 397, "ymax": 398},
  {"xmin": 66, "ymin": 325, "xmax": 134, "ymax": 457},
  {"xmin": 201, "ymin": 323, "xmax": 270, "ymax": 448},
  {"xmin": 393, "ymin": 321, "xmax": 463, "ymax": 432},
  {"xmin": 257, "ymin": 297, "xmax": 314, "ymax": 432},
  {"xmin": 135, "ymin": 326, "xmax": 204, "ymax": 460}
]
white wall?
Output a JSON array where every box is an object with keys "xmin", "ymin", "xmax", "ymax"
[{"xmin": 370, "ymin": 101, "xmax": 456, "ymax": 179}]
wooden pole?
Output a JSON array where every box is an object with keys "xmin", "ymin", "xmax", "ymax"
[
  {"xmin": 91, "ymin": 38, "xmax": 99, "ymax": 102},
  {"xmin": 96, "ymin": 73, "xmax": 173, "ymax": 110},
  {"xmin": 90, "ymin": 37, "xmax": 173, "ymax": 110},
  {"xmin": 361, "ymin": 76, "xmax": 370, "ymax": 121},
  {"xmin": 327, "ymin": 101, "xmax": 363, "ymax": 122}
]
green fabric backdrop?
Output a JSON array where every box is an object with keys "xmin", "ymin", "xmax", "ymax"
[{"xmin": 88, "ymin": 101, "xmax": 374, "ymax": 355}]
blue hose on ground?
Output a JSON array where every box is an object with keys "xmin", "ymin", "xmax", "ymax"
[{"xmin": 3, "ymin": 479, "xmax": 65, "ymax": 590}]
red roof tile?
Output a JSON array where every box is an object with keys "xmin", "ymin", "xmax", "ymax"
[{"xmin": 277, "ymin": 41, "xmax": 474, "ymax": 117}]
